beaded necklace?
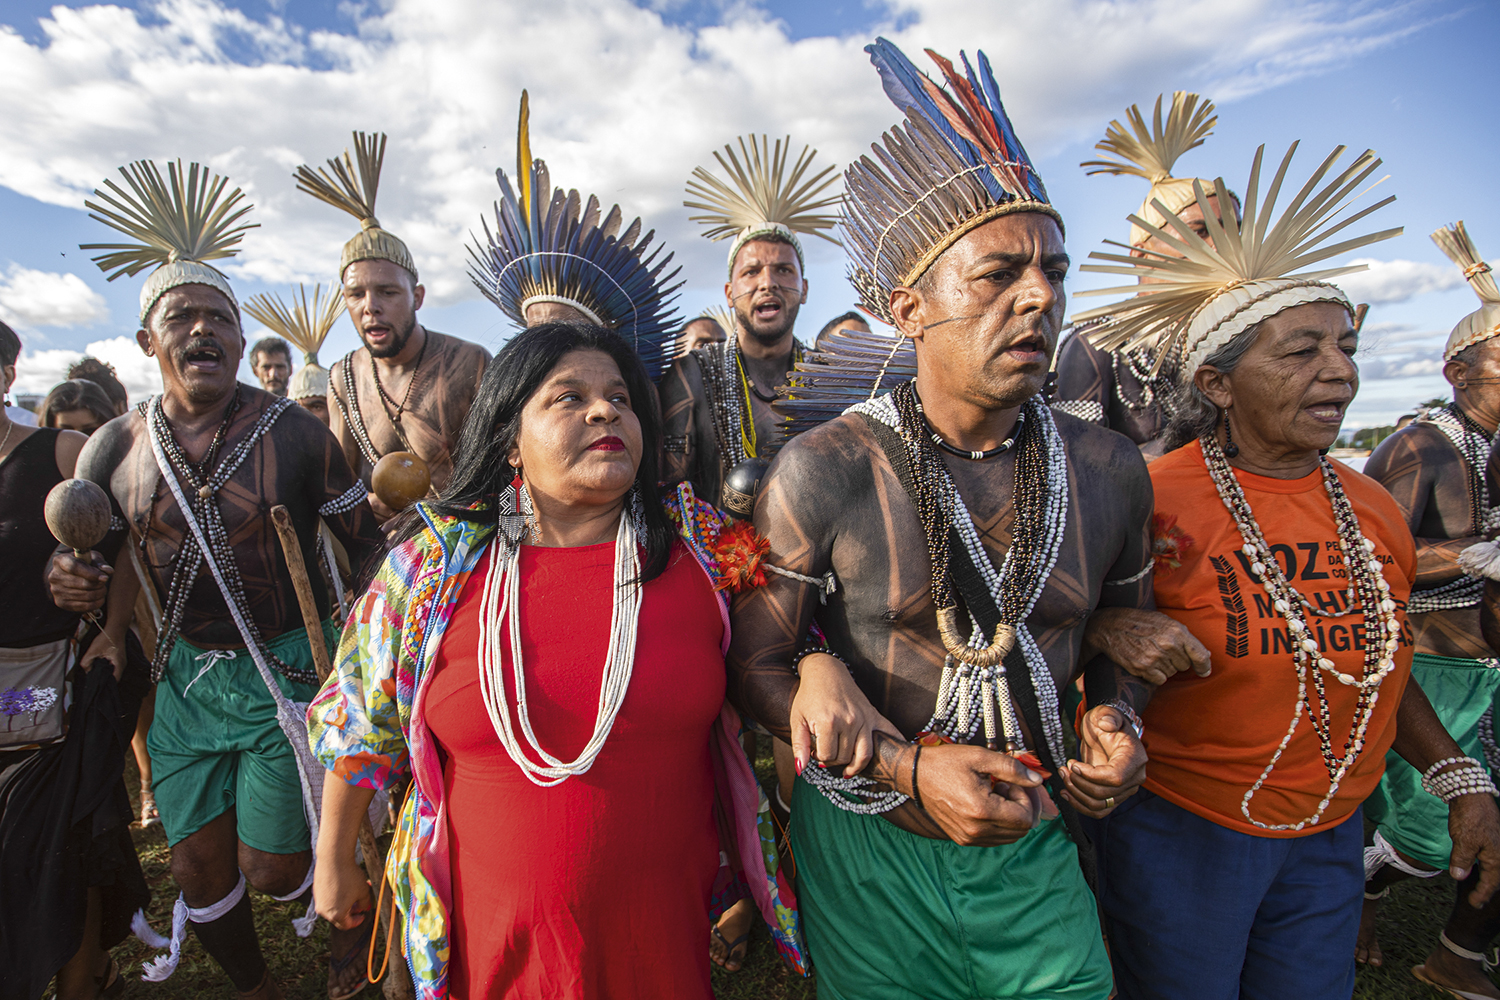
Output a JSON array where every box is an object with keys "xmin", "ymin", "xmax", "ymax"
[
  {"xmin": 1407, "ymin": 403, "xmax": 1494, "ymax": 613},
  {"xmin": 145, "ymin": 393, "xmax": 309, "ymax": 684},
  {"xmin": 370, "ymin": 332, "xmax": 429, "ymax": 453},
  {"xmin": 335, "ymin": 351, "xmax": 383, "ymax": 468},
  {"xmin": 805, "ymin": 387, "xmax": 1070, "ymax": 816},
  {"xmin": 1199, "ymin": 433, "xmax": 1401, "ymax": 830},
  {"xmin": 1112, "ymin": 343, "xmax": 1180, "ymax": 419},
  {"xmin": 476, "ymin": 513, "xmax": 642, "ymax": 786},
  {"xmin": 700, "ymin": 334, "xmax": 804, "ymax": 467}
]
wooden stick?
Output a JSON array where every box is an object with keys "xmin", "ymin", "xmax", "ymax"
[
  {"xmin": 270, "ymin": 506, "xmax": 333, "ymax": 681},
  {"xmin": 269, "ymin": 504, "xmax": 398, "ymax": 986}
]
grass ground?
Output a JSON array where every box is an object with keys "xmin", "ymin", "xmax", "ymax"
[{"xmin": 52, "ymin": 752, "xmax": 1487, "ymax": 999}]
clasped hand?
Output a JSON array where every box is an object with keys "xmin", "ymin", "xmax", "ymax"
[{"xmin": 789, "ymin": 654, "xmax": 1147, "ymax": 846}]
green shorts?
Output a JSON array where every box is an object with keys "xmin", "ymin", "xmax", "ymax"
[
  {"xmin": 790, "ymin": 777, "xmax": 1112, "ymax": 1000},
  {"xmin": 1365, "ymin": 652, "xmax": 1500, "ymax": 871},
  {"xmin": 147, "ymin": 622, "xmax": 332, "ymax": 854}
]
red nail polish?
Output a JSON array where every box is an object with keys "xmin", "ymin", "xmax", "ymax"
[{"xmin": 795, "ymin": 756, "xmax": 805, "ymax": 776}]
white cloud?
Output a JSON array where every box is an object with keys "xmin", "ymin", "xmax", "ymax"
[
  {"xmin": 1337, "ymin": 257, "xmax": 1466, "ymax": 306},
  {"xmin": 0, "ymin": 0, "xmax": 1423, "ymax": 309},
  {"xmin": 12, "ymin": 335, "xmax": 162, "ymax": 400},
  {"xmin": 0, "ymin": 263, "xmax": 108, "ymax": 329}
]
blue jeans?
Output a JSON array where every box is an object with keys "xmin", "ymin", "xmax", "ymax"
[{"xmin": 1097, "ymin": 789, "xmax": 1363, "ymax": 1000}]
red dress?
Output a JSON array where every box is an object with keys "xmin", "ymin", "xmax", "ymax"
[{"xmin": 425, "ymin": 537, "xmax": 726, "ymax": 1000}]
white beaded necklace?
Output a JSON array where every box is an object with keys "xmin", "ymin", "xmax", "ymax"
[
  {"xmin": 1200, "ymin": 434, "xmax": 1401, "ymax": 830},
  {"xmin": 476, "ymin": 511, "xmax": 642, "ymax": 787}
]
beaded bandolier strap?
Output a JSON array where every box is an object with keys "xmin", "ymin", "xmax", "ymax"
[
  {"xmin": 1407, "ymin": 402, "xmax": 1495, "ymax": 614},
  {"xmin": 334, "ymin": 349, "xmax": 383, "ymax": 469},
  {"xmin": 697, "ymin": 334, "xmax": 805, "ymax": 469},
  {"xmin": 143, "ymin": 393, "xmax": 312, "ymax": 684}
]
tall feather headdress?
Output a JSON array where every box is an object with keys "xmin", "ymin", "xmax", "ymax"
[
  {"xmin": 81, "ymin": 160, "xmax": 256, "ymax": 325},
  {"xmin": 243, "ymin": 284, "xmax": 343, "ymax": 400},
  {"xmin": 1432, "ymin": 222, "xmax": 1500, "ymax": 361},
  {"xmin": 684, "ymin": 134, "xmax": 841, "ymax": 278},
  {"xmin": 468, "ymin": 91, "xmax": 683, "ymax": 379},
  {"xmin": 295, "ymin": 132, "xmax": 418, "ymax": 281},
  {"xmin": 843, "ymin": 38, "xmax": 1062, "ymax": 326},
  {"xmin": 1071, "ymin": 142, "xmax": 1401, "ymax": 374},
  {"xmin": 1082, "ymin": 92, "xmax": 1222, "ymax": 247}
]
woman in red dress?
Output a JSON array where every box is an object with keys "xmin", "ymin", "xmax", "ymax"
[{"xmin": 311, "ymin": 322, "xmax": 799, "ymax": 999}]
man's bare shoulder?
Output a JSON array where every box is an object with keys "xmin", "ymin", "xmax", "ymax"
[
  {"xmin": 768, "ymin": 414, "xmax": 882, "ymax": 491},
  {"xmin": 1052, "ymin": 408, "xmax": 1145, "ymax": 472},
  {"xmin": 429, "ymin": 330, "xmax": 491, "ymax": 365},
  {"xmin": 76, "ymin": 410, "xmax": 145, "ymax": 484},
  {"xmin": 1366, "ymin": 420, "xmax": 1454, "ymax": 481}
]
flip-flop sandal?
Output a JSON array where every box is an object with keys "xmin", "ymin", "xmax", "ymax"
[
  {"xmin": 328, "ymin": 916, "xmax": 375, "ymax": 1000},
  {"xmin": 711, "ymin": 924, "xmax": 751, "ymax": 972},
  {"xmin": 1412, "ymin": 963, "xmax": 1500, "ymax": 1000}
]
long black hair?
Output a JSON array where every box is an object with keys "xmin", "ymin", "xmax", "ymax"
[{"xmin": 394, "ymin": 322, "xmax": 676, "ymax": 582}]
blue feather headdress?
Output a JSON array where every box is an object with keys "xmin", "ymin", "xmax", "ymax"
[
  {"xmin": 843, "ymin": 38, "xmax": 1062, "ymax": 324},
  {"xmin": 468, "ymin": 92, "xmax": 683, "ymax": 378}
]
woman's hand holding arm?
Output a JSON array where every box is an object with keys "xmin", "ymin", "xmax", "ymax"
[
  {"xmin": 789, "ymin": 653, "xmax": 903, "ymax": 777},
  {"xmin": 314, "ymin": 779, "xmax": 378, "ymax": 930}
]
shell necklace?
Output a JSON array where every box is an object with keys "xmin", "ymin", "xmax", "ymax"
[
  {"xmin": 1201, "ymin": 434, "xmax": 1401, "ymax": 831},
  {"xmin": 476, "ymin": 511, "xmax": 642, "ymax": 787}
]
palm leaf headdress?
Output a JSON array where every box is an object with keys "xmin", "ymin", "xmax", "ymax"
[
  {"xmin": 1432, "ymin": 221, "xmax": 1500, "ymax": 361},
  {"xmin": 684, "ymin": 134, "xmax": 841, "ymax": 278},
  {"xmin": 243, "ymin": 284, "xmax": 342, "ymax": 367},
  {"xmin": 243, "ymin": 283, "xmax": 343, "ymax": 400},
  {"xmin": 1072, "ymin": 142, "xmax": 1402, "ymax": 374},
  {"xmin": 81, "ymin": 159, "xmax": 256, "ymax": 324},
  {"xmin": 295, "ymin": 131, "xmax": 417, "ymax": 280},
  {"xmin": 468, "ymin": 91, "xmax": 683, "ymax": 379},
  {"xmin": 1081, "ymin": 91, "xmax": 1222, "ymax": 247}
]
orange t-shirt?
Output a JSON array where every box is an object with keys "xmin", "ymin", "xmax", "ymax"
[{"xmin": 1143, "ymin": 441, "xmax": 1416, "ymax": 838}]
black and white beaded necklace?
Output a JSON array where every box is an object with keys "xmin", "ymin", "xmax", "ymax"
[{"xmin": 145, "ymin": 393, "xmax": 309, "ymax": 684}]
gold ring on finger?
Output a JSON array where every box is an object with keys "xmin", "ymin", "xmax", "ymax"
[{"xmin": 1106, "ymin": 796, "xmax": 1115, "ymax": 809}]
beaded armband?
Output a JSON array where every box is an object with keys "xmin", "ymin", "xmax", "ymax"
[
  {"xmin": 662, "ymin": 434, "xmax": 688, "ymax": 455},
  {"xmin": 792, "ymin": 645, "xmax": 851, "ymax": 677},
  {"xmin": 319, "ymin": 482, "xmax": 368, "ymax": 517}
]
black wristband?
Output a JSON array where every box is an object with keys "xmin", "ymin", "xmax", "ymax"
[{"xmin": 911, "ymin": 744, "xmax": 924, "ymax": 813}]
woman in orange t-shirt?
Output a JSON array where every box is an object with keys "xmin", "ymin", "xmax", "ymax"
[{"xmin": 1076, "ymin": 145, "xmax": 1500, "ymax": 1000}]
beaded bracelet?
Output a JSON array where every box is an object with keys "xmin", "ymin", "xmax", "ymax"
[
  {"xmin": 791, "ymin": 646, "xmax": 851, "ymax": 677},
  {"xmin": 1423, "ymin": 765, "xmax": 1499, "ymax": 803},
  {"xmin": 1422, "ymin": 755, "xmax": 1483, "ymax": 783}
]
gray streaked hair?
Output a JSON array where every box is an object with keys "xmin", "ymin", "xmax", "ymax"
[{"xmin": 1160, "ymin": 322, "xmax": 1262, "ymax": 453}]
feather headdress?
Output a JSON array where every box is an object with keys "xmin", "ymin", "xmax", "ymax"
[
  {"xmin": 1072, "ymin": 142, "xmax": 1401, "ymax": 374},
  {"xmin": 1432, "ymin": 222, "xmax": 1500, "ymax": 362},
  {"xmin": 243, "ymin": 284, "xmax": 342, "ymax": 400},
  {"xmin": 843, "ymin": 39, "xmax": 1061, "ymax": 326},
  {"xmin": 81, "ymin": 160, "xmax": 256, "ymax": 325},
  {"xmin": 468, "ymin": 91, "xmax": 683, "ymax": 378},
  {"xmin": 1082, "ymin": 91, "xmax": 1222, "ymax": 248},
  {"xmin": 684, "ymin": 134, "xmax": 840, "ymax": 278},
  {"xmin": 295, "ymin": 132, "xmax": 417, "ymax": 281},
  {"xmin": 772, "ymin": 327, "xmax": 914, "ymax": 438}
]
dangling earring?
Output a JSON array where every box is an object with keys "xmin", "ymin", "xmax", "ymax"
[
  {"xmin": 628, "ymin": 486, "xmax": 648, "ymax": 543},
  {"xmin": 498, "ymin": 465, "xmax": 536, "ymax": 543},
  {"xmin": 1222, "ymin": 409, "xmax": 1240, "ymax": 458}
]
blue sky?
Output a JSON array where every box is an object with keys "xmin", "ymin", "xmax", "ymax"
[{"xmin": 0, "ymin": 0, "xmax": 1493, "ymax": 430}]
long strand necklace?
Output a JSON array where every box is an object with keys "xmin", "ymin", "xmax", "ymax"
[
  {"xmin": 1200, "ymin": 434, "xmax": 1401, "ymax": 830},
  {"xmin": 371, "ymin": 332, "xmax": 429, "ymax": 453},
  {"xmin": 476, "ymin": 512, "xmax": 643, "ymax": 786}
]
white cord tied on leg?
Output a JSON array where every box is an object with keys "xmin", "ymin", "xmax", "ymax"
[
  {"xmin": 137, "ymin": 873, "xmax": 248, "ymax": 981},
  {"xmin": 1364, "ymin": 829, "xmax": 1442, "ymax": 883},
  {"xmin": 1459, "ymin": 539, "xmax": 1500, "ymax": 582},
  {"xmin": 269, "ymin": 863, "xmax": 319, "ymax": 938}
]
